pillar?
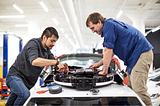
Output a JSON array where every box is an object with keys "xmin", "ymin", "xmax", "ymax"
[
  {"xmin": 125, "ymin": 12, "xmax": 145, "ymax": 35},
  {"xmin": 3, "ymin": 34, "xmax": 8, "ymax": 78}
]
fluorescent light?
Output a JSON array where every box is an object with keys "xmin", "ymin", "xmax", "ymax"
[
  {"xmin": 116, "ymin": 10, "xmax": 123, "ymax": 19},
  {"xmin": 13, "ymin": 3, "xmax": 23, "ymax": 14},
  {"xmin": 52, "ymin": 18, "xmax": 59, "ymax": 25},
  {"xmin": 39, "ymin": 0, "xmax": 48, "ymax": 12},
  {"xmin": 152, "ymin": 27, "xmax": 160, "ymax": 32},
  {"xmin": 64, "ymin": 34, "xmax": 69, "ymax": 38},
  {"xmin": 15, "ymin": 24, "xmax": 28, "ymax": 27},
  {"xmin": 0, "ymin": 15, "xmax": 25, "ymax": 18},
  {"xmin": 60, "ymin": 28, "xmax": 65, "ymax": 33},
  {"xmin": 58, "ymin": 0, "xmax": 69, "ymax": 23}
]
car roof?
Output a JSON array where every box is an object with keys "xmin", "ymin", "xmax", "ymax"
[
  {"xmin": 149, "ymin": 70, "xmax": 160, "ymax": 79},
  {"xmin": 149, "ymin": 68, "xmax": 160, "ymax": 74}
]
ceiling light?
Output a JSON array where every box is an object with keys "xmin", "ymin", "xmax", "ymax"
[
  {"xmin": 60, "ymin": 28, "xmax": 65, "ymax": 33},
  {"xmin": 52, "ymin": 18, "xmax": 59, "ymax": 25},
  {"xmin": 58, "ymin": 0, "xmax": 69, "ymax": 23},
  {"xmin": 13, "ymin": 3, "xmax": 24, "ymax": 14},
  {"xmin": 0, "ymin": 15, "xmax": 25, "ymax": 18},
  {"xmin": 116, "ymin": 10, "xmax": 123, "ymax": 19},
  {"xmin": 39, "ymin": 0, "xmax": 48, "ymax": 12},
  {"xmin": 15, "ymin": 24, "xmax": 28, "ymax": 27}
]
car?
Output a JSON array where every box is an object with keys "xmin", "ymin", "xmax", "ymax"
[
  {"xmin": 24, "ymin": 53, "xmax": 145, "ymax": 106},
  {"xmin": 147, "ymin": 74, "xmax": 160, "ymax": 106},
  {"xmin": 148, "ymin": 68, "xmax": 160, "ymax": 79}
]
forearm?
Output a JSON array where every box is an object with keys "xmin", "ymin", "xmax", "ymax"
[
  {"xmin": 103, "ymin": 47, "xmax": 113, "ymax": 74},
  {"xmin": 98, "ymin": 59, "xmax": 103, "ymax": 66},
  {"xmin": 32, "ymin": 57, "xmax": 57, "ymax": 67}
]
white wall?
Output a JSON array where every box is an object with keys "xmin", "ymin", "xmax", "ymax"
[
  {"xmin": 0, "ymin": 34, "xmax": 3, "ymax": 66},
  {"xmin": 0, "ymin": 34, "xmax": 20, "ymax": 71},
  {"xmin": 0, "ymin": 47, "xmax": 2, "ymax": 66},
  {"xmin": 8, "ymin": 35, "xmax": 19, "ymax": 71}
]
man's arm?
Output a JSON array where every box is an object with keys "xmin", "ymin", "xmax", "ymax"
[
  {"xmin": 32, "ymin": 58, "xmax": 65, "ymax": 72},
  {"xmin": 99, "ymin": 47, "xmax": 114, "ymax": 75},
  {"xmin": 98, "ymin": 59, "xmax": 103, "ymax": 66},
  {"xmin": 89, "ymin": 59, "xmax": 103, "ymax": 68},
  {"xmin": 32, "ymin": 57, "xmax": 58, "ymax": 66}
]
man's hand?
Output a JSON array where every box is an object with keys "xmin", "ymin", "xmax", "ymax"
[
  {"xmin": 45, "ymin": 66, "xmax": 49, "ymax": 71},
  {"xmin": 56, "ymin": 62, "xmax": 65, "ymax": 73},
  {"xmin": 98, "ymin": 47, "xmax": 113, "ymax": 76},
  {"xmin": 89, "ymin": 63, "xmax": 100, "ymax": 68},
  {"xmin": 63, "ymin": 63, "xmax": 69, "ymax": 74},
  {"xmin": 98, "ymin": 70, "xmax": 108, "ymax": 75}
]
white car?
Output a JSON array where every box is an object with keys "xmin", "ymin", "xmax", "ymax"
[
  {"xmin": 24, "ymin": 53, "xmax": 145, "ymax": 106},
  {"xmin": 147, "ymin": 74, "xmax": 160, "ymax": 106},
  {"xmin": 24, "ymin": 83, "xmax": 145, "ymax": 106},
  {"xmin": 148, "ymin": 68, "xmax": 160, "ymax": 79}
]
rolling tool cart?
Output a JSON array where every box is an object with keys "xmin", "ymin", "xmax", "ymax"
[{"xmin": 0, "ymin": 78, "xmax": 10, "ymax": 99}]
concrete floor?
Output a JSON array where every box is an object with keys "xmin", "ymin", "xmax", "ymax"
[
  {"xmin": 0, "ymin": 87, "xmax": 35, "ymax": 106},
  {"xmin": 0, "ymin": 96, "xmax": 8, "ymax": 106}
]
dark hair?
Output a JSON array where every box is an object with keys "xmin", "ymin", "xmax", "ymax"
[
  {"xmin": 41, "ymin": 27, "xmax": 59, "ymax": 40},
  {"xmin": 86, "ymin": 12, "xmax": 106, "ymax": 27}
]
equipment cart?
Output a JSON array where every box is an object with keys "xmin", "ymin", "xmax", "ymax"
[{"xmin": 0, "ymin": 78, "xmax": 10, "ymax": 99}]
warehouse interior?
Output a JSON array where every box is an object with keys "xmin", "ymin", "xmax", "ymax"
[{"xmin": 0, "ymin": 0, "xmax": 160, "ymax": 105}]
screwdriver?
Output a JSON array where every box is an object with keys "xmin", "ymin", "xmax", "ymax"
[{"xmin": 36, "ymin": 90, "xmax": 49, "ymax": 94}]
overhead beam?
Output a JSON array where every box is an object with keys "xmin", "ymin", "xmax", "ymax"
[
  {"xmin": 58, "ymin": 0, "xmax": 84, "ymax": 49},
  {"xmin": 143, "ymin": 0, "xmax": 159, "ymax": 9}
]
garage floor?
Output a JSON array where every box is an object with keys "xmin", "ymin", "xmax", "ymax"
[{"xmin": 0, "ymin": 97, "xmax": 8, "ymax": 106}]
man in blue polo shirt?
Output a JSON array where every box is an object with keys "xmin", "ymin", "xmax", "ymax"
[
  {"xmin": 6, "ymin": 27, "xmax": 66, "ymax": 106},
  {"xmin": 86, "ymin": 12, "xmax": 153, "ymax": 106}
]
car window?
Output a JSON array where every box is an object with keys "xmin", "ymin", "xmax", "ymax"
[
  {"xmin": 58, "ymin": 54, "xmax": 119, "ymax": 71},
  {"xmin": 59, "ymin": 54, "xmax": 103, "ymax": 69},
  {"xmin": 26, "ymin": 97, "xmax": 143, "ymax": 106}
]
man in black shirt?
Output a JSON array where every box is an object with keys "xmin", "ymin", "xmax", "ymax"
[{"xmin": 6, "ymin": 27, "xmax": 65, "ymax": 105}]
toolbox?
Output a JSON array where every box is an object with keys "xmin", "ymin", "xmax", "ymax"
[{"xmin": 0, "ymin": 78, "xmax": 10, "ymax": 99}]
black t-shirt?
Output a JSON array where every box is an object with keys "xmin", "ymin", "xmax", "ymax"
[{"xmin": 7, "ymin": 38, "xmax": 55, "ymax": 89}]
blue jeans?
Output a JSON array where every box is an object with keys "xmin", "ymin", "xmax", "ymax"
[{"xmin": 6, "ymin": 75, "xmax": 30, "ymax": 106}]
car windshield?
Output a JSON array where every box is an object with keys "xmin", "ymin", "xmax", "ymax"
[
  {"xmin": 26, "ymin": 97, "xmax": 143, "ymax": 106},
  {"xmin": 58, "ymin": 53, "xmax": 103, "ymax": 69}
]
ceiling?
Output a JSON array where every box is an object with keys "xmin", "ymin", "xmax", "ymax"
[{"xmin": 0, "ymin": 0, "xmax": 160, "ymax": 53}]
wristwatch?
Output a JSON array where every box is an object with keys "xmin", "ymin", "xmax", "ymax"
[{"xmin": 55, "ymin": 60, "xmax": 59, "ymax": 66}]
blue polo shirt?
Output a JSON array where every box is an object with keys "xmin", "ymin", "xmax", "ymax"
[{"xmin": 101, "ymin": 18, "xmax": 153, "ymax": 74}]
